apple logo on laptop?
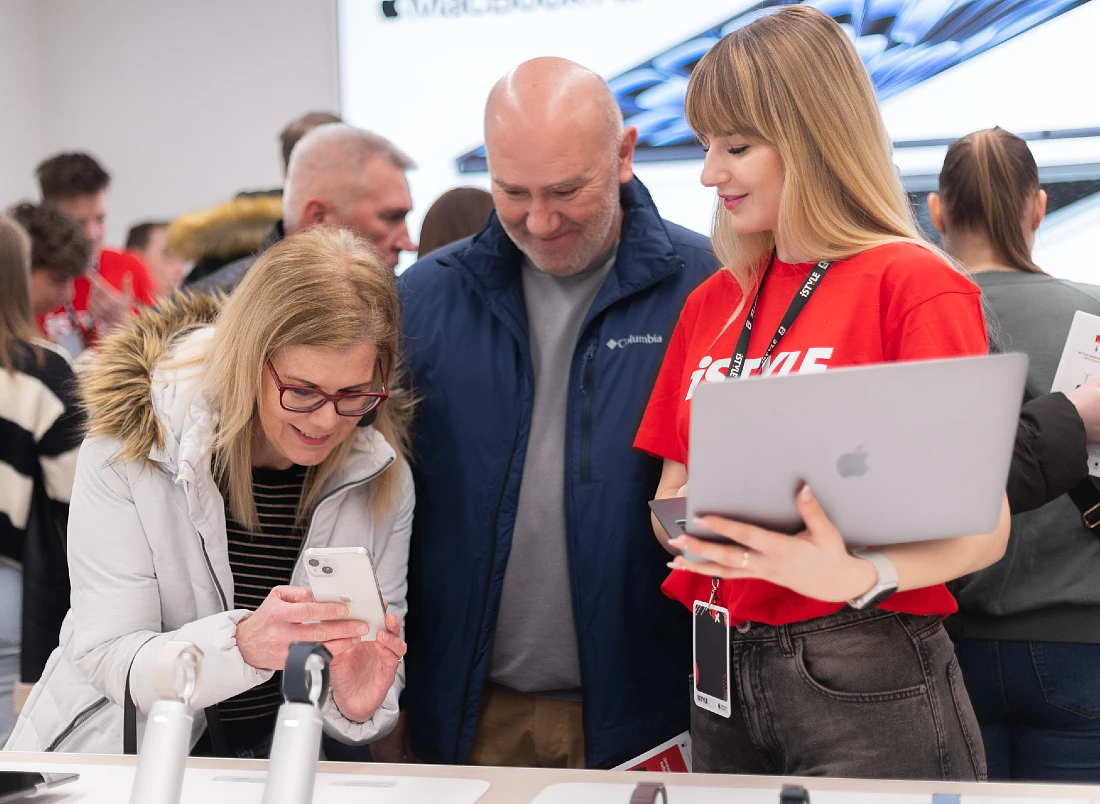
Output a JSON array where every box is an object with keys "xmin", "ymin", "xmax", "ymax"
[{"xmin": 837, "ymin": 446, "xmax": 869, "ymax": 478}]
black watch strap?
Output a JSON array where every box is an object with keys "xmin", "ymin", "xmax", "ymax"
[
  {"xmin": 282, "ymin": 642, "xmax": 332, "ymax": 706},
  {"xmin": 780, "ymin": 784, "xmax": 811, "ymax": 803}
]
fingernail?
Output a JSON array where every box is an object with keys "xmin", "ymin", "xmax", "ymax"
[
  {"xmin": 666, "ymin": 561, "xmax": 679, "ymax": 570},
  {"xmin": 800, "ymin": 484, "xmax": 813, "ymax": 502},
  {"xmin": 340, "ymin": 606, "xmax": 350, "ymax": 617},
  {"xmin": 668, "ymin": 536, "xmax": 684, "ymax": 546},
  {"xmin": 692, "ymin": 517, "xmax": 708, "ymax": 528},
  {"xmin": 357, "ymin": 623, "xmax": 368, "ymax": 635}
]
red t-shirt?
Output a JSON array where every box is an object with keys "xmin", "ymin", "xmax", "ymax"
[
  {"xmin": 634, "ymin": 242, "xmax": 989, "ymax": 626},
  {"xmin": 38, "ymin": 248, "xmax": 156, "ymax": 350}
]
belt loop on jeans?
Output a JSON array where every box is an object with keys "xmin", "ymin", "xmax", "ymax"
[{"xmin": 778, "ymin": 625, "xmax": 794, "ymax": 657}]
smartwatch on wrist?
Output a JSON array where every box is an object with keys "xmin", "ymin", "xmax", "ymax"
[{"xmin": 847, "ymin": 548, "xmax": 898, "ymax": 609}]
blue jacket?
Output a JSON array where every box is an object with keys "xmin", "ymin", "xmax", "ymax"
[{"xmin": 398, "ymin": 178, "xmax": 716, "ymax": 768}]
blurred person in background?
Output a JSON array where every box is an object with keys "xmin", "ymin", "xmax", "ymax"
[
  {"xmin": 8, "ymin": 203, "xmax": 92, "ymax": 357},
  {"xmin": 196, "ymin": 124, "xmax": 417, "ymax": 293},
  {"xmin": 0, "ymin": 215, "xmax": 84, "ymax": 743},
  {"xmin": 178, "ymin": 111, "xmax": 340, "ymax": 287},
  {"xmin": 279, "ymin": 112, "xmax": 342, "ymax": 178},
  {"xmin": 125, "ymin": 221, "xmax": 189, "ymax": 296},
  {"xmin": 36, "ymin": 153, "xmax": 155, "ymax": 352},
  {"xmin": 417, "ymin": 187, "xmax": 495, "ymax": 259},
  {"xmin": 931, "ymin": 127, "xmax": 1100, "ymax": 783}
]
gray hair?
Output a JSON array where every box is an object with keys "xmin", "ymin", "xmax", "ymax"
[{"xmin": 283, "ymin": 123, "xmax": 416, "ymax": 231}]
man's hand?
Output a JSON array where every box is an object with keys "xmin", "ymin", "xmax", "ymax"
[{"xmin": 86, "ymin": 272, "xmax": 133, "ymax": 329}]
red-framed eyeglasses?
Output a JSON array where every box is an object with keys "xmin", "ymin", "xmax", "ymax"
[{"xmin": 266, "ymin": 358, "xmax": 388, "ymax": 417}]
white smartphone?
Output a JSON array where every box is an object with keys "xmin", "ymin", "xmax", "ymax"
[{"xmin": 303, "ymin": 546, "xmax": 387, "ymax": 642}]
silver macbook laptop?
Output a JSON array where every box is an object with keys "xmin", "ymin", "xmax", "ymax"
[{"xmin": 672, "ymin": 353, "xmax": 1027, "ymax": 548}]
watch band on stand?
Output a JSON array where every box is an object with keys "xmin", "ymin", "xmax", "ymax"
[
  {"xmin": 780, "ymin": 784, "xmax": 811, "ymax": 803},
  {"xmin": 282, "ymin": 642, "xmax": 332, "ymax": 706},
  {"xmin": 153, "ymin": 641, "xmax": 204, "ymax": 704},
  {"xmin": 630, "ymin": 782, "xmax": 668, "ymax": 804}
]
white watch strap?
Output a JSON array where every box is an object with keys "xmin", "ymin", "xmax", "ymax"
[{"xmin": 847, "ymin": 548, "xmax": 899, "ymax": 608}]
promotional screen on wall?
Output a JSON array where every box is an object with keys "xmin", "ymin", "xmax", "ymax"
[{"xmin": 340, "ymin": 0, "xmax": 1100, "ymax": 280}]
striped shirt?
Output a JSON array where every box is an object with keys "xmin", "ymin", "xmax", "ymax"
[
  {"xmin": 216, "ymin": 463, "xmax": 309, "ymax": 751},
  {"xmin": 0, "ymin": 339, "xmax": 82, "ymax": 564}
]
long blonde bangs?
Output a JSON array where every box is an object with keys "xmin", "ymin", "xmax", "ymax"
[
  {"xmin": 685, "ymin": 5, "xmax": 948, "ymax": 299},
  {"xmin": 204, "ymin": 226, "xmax": 413, "ymax": 531}
]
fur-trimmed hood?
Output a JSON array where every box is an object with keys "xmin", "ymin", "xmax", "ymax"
[
  {"xmin": 167, "ymin": 194, "xmax": 282, "ymax": 262},
  {"xmin": 80, "ymin": 292, "xmax": 223, "ymax": 466}
]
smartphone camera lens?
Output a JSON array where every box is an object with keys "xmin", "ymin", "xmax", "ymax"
[
  {"xmin": 322, "ymin": 565, "xmax": 334, "ymax": 575},
  {"xmin": 308, "ymin": 559, "xmax": 320, "ymax": 568}
]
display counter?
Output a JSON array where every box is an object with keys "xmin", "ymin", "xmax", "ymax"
[{"xmin": 4, "ymin": 751, "xmax": 1100, "ymax": 803}]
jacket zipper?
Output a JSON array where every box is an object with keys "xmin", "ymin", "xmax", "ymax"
[
  {"xmin": 46, "ymin": 696, "xmax": 109, "ymax": 752},
  {"xmin": 291, "ymin": 456, "xmax": 397, "ymax": 574},
  {"xmin": 579, "ymin": 341, "xmax": 598, "ymax": 483},
  {"xmin": 198, "ymin": 533, "xmax": 229, "ymax": 611}
]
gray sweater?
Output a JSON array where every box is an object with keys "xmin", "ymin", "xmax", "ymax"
[{"xmin": 953, "ymin": 270, "xmax": 1100, "ymax": 643}]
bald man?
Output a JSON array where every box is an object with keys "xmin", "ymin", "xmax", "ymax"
[
  {"xmin": 195, "ymin": 123, "xmax": 416, "ymax": 292},
  {"xmin": 392, "ymin": 58, "xmax": 716, "ymax": 769}
]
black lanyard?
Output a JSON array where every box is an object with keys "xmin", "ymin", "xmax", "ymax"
[
  {"xmin": 705, "ymin": 258, "xmax": 831, "ymax": 605},
  {"xmin": 727, "ymin": 259, "xmax": 831, "ymax": 380}
]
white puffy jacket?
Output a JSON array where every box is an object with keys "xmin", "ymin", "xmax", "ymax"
[{"xmin": 5, "ymin": 297, "xmax": 412, "ymax": 753}]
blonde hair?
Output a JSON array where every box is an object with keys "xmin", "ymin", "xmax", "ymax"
[
  {"xmin": 0, "ymin": 215, "xmax": 40, "ymax": 374},
  {"xmin": 204, "ymin": 226, "xmax": 413, "ymax": 530},
  {"xmin": 685, "ymin": 5, "xmax": 943, "ymax": 298},
  {"xmin": 938, "ymin": 127, "xmax": 1042, "ymax": 274}
]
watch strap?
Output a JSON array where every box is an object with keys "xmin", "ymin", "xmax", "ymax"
[
  {"xmin": 629, "ymin": 782, "xmax": 668, "ymax": 804},
  {"xmin": 847, "ymin": 548, "xmax": 898, "ymax": 609}
]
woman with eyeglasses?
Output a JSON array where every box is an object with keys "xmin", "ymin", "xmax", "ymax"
[{"xmin": 6, "ymin": 227, "xmax": 414, "ymax": 758}]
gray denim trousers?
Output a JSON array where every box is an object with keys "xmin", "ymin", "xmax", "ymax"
[{"xmin": 691, "ymin": 606, "xmax": 987, "ymax": 780}]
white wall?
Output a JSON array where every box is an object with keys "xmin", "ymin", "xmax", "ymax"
[
  {"xmin": 0, "ymin": 0, "xmax": 48, "ymax": 207},
  {"xmin": 0, "ymin": 0, "xmax": 340, "ymax": 247}
]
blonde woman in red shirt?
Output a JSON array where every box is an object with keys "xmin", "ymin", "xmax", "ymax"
[{"xmin": 635, "ymin": 6, "xmax": 1009, "ymax": 780}]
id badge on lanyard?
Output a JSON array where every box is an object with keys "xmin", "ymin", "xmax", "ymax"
[
  {"xmin": 691, "ymin": 258, "xmax": 831, "ymax": 718},
  {"xmin": 693, "ymin": 580, "xmax": 731, "ymax": 717}
]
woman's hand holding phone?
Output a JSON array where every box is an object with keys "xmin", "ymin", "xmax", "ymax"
[
  {"xmin": 235, "ymin": 585, "xmax": 370, "ymax": 671},
  {"xmin": 329, "ymin": 611, "xmax": 407, "ymax": 723}
]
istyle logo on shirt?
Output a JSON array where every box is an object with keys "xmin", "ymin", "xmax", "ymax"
[
  {"xmin": 685, "ymin": 348, "xmax": 834, "ymax": 399},
  {"xmin": 606, "ymin": 333, "xmax": 664, "ymax": 350}
]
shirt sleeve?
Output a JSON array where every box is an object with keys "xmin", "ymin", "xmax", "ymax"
[
  {"xmin": 634, "ymin": 314, "xmax": 689, "ymax": 464},
  {"xmin": 1008, "ymin": 391, "xmax": 1088, "ymax": 514},
  {"xmin": 884, "ymin": 288, "xmax": 989, "ymax": 361},
  {"xmin": 35, "ymin": 349, "xmax": 85, "ymax": 505}
]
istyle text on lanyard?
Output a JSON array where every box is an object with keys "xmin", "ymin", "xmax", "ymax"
[{"xmin": 727, "ymin": 259, "xmax": 832, "ymax": 381}]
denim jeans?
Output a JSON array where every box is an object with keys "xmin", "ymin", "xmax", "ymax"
[
  {"xmin": 957, "ymin": 637, "xmax": 1100, "ymax": 783},
  {"xmin": 691, "ymin": 607, "xmax": 987, "ymax": 780},
  {"xmin": 0, "ymin": 562, "xmax": 22, "ymax": 744}
]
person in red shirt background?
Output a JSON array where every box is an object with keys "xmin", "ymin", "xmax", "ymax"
[
  {"xmin": 34, "ymin": 153, "xmax": 155, "ymax": 354},
  {"xmin": 634, "ymin": 6, "xmax": 1009, "ymax": 781}
]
